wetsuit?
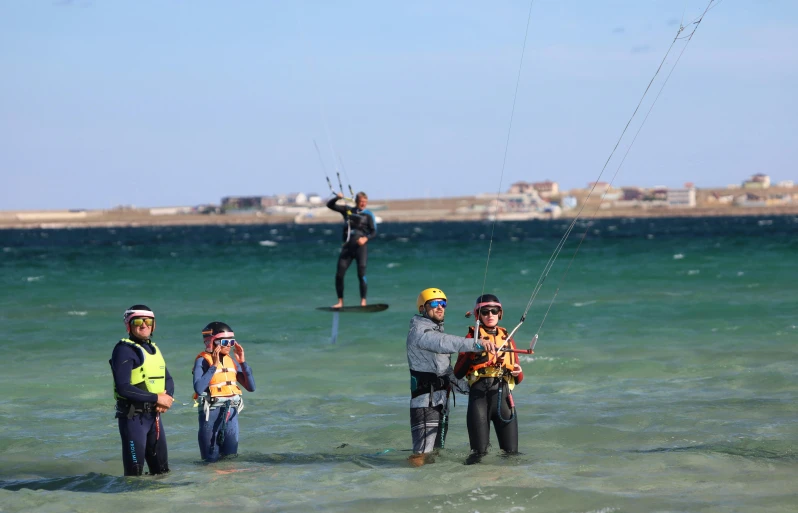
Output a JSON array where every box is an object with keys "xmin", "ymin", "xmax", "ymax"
[
  {"xmin": 110, "ymin": 337, "xmax": 174, "ymax": 476},
  {"xmin": 405, "ymin": 314, "xmax": 482, "ymax": 454},
  {"xmin": 192, "ymin": 355, "xmax": 255, "ymax": 462},
  {"xmin": 326, "ymin": 196, "xmax": 377, "ymax": 301},
  {"xmin": 454, "ymin": 326, "xmax": 525, "ymax": 460}
]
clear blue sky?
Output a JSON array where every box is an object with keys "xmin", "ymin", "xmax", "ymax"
[{"xmin": 2, "ymin": 1, "xmax": 796, "ymax": 210}]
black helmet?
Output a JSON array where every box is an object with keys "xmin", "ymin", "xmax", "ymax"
[
  {"xmin": 202, "ymin": 321, "xmax": 233, "ymax": 337},
  {"xmin": 475, "ymin": 294, "xmax": 501, "ymax": 306},
  {"xmin": 474, "ymin": 294, "xmax": 502, "ymax": 319}
]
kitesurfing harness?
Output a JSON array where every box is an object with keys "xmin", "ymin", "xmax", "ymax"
[
  {"xmin": 456, "ymin": 326, "xmax": 519, "ymax": 386},
  {"xmin": 193, "ymin": 352, "xmax": 244, "ymax": 421},
  {"xmin": 409, "ymin": 369, "xmax": 456, "ymax": 409}
]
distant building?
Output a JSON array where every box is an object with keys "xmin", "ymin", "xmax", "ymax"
[
  {"xmin": 561, "ymin": 196, "xmax": 577, "ymax": 210},
  {"xmin": 776, "ymin": 180, "xmax": 794, "ymax": 188},
  {"xmin": 743, "ymin": 173, "xmax": 770, "ymax": 189},
  {"xmin": 622, "ymin": 187, "xmax": 645, "ymax": 201},
  {"xmin": 532, "ymin": 180, "xmax": 559, "ymax": 198},
  {"xmin": 707, "ymin": 192, "xmax": 734, "ymax": 204},
  {"xmin": 509, "ymin": 182, "xmax": 533, "ymax": 194},
  {"xmin": 649, "ymin": 187, "xmax": 668, "ymax": 201},
  {"xmin": 587, "ymin": 181, "xmax": 611, "ymax": 192},
  {"xmin": 221, "ymin": 196, "xmax": 273, "ymax": 211},
  {"xmin": 149, "ymin": 206, "xmax": 193, "ymax": 216},
  {"xmin": 291, "ymin": 192, "xmax": 308, "ymax": 205},
  {"xmin": 735, "ymin": 192, "xmax": 767, "ymax": 207},
  {"xmin": 508, "ymin": 180, "xmax": 559, "ymax": 198},
  {"xmin": 666, "ymin": 188, "xmax": 696, "ymax": 208}
]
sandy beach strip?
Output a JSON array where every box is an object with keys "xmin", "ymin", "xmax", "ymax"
[{"xmin": 2, "ymin": 196, "xmax": 797, "ymax": 230}]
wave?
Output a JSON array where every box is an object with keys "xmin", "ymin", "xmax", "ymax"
[
  {"xmin": 0, "ymin": 472, "xmax": 183, "ymax": 493},
  {"xmin": 632, "ymin": 439, "xmax": 797, "ymax": 462}
]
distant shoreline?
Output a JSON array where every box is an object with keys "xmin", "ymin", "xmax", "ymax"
[{"xmin": 1, "ymin": 196, "xmax": 797, "ymax": 230}]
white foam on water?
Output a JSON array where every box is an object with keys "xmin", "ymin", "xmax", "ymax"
[
  {"xmin": 259, "ymin": 240, "xmax": 277, "ymax": 247},
  {"xmin": 67, "ymin": 311, "xmax": 88, "ymax": 316},
  {"xmin": 27, "ymin": 276, "xmax": 44, "ymax": 282}
]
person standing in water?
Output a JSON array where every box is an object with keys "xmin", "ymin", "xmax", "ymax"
[
  {"xmin": 454, "ymin": 294, "xmax": 524, "ymax": 464},
  {"xmin": 326, "ymin": 191, "xmax": 376, "ymax": 308},
  {"xmin": 192, "ymin": 322, "xmax": 256, "ymax": 462},
  {"xmin": 109, "ymin": 305, "xmax": 174, "ymax": 476},
  {"xmin": 406, "ymin": 288, "xmax": 498, "ymax": 466}
]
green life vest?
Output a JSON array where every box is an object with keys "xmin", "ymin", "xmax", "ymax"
[{"xmin": 113, "ymin": 338, "xmax": 167, "ymax": 400}]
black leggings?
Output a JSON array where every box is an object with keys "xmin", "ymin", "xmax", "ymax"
[
  {"xmin": 466, "ymin": 378, "xmax": 518, "ymax": 455},
  {"xmin": 335, "ymin": 243, "xmax": 367, "ymax": 300}
]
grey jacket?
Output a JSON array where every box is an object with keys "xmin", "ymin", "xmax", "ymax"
[{"xmin": 406, "ymin": 314, "xmax": 480, "ymax": 408}]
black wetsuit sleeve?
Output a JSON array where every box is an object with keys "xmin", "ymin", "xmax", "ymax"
[
  {"xmin": 164, "ymin": 367, "xmax": 175, "ymax": 397},
  {"xmin": 111, "ymin": 343, "xmax": 159, "ymax": 404},
  {"xmin": 326, "ymin": 196, "xmax": 348, "ymax": 216}
]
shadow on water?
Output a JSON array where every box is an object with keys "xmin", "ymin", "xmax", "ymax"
[
  {"xmin": 231, "ymin": 444, "xmax": 530, "ymax": 469},
  {"xmin": 231, "ymin": 447, "xmax": 410, "ymax": 469},
  {"xmin": 0, "ymin": 472, "xmax": 191, "ymax": 493},
  {"xmin": 633, "ymin": 439, "xmax": 797, "ymax": 461}
]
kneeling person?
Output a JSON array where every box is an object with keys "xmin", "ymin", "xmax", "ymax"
[{"xmin": 192, "ymin": 322, "xmax": 256, "ymax": 462}]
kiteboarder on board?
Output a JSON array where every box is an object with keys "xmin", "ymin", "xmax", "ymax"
[{"xmin": 326, "ymin": 191, "xmax": 376, "ymax": 308}]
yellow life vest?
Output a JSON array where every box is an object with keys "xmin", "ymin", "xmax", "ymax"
[
  {"xmin": 113, "ymin": 338, "xmax": 166, "ymax": 399},
  {"xmin": 463, "ymin": 326, "xmax": 517, "ymax": 387},
  {"xmin": 193, "ymin": 352, "xmax": 243, "ymax": 398}
]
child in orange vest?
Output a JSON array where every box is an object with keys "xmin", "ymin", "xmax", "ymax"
[{"xmin": 192, "ymin": 321, "xmax": 256, "ymax": 462}]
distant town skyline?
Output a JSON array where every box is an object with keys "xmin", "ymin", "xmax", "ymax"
[{"xmin": 2, "ymin": 1, "xmax": 796, "ymax": 210}]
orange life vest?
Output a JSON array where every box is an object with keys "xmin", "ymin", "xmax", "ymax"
[
  {"xmin": 462, "ymin": 325, "xmax": 517, "ymax": 386},
  {"xmin": 193, "ymin": 352, "xmax": 243, "ymax": 398}
]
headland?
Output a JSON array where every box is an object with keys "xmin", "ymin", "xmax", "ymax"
[{"xmin": 2, "ymin": 189, "xmax": 797, "ymax": 231}]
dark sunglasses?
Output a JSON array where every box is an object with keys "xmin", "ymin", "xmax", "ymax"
[
  {"xmin": 214, "ymin": 338, "xmax": 236, "ymax": 347},
  {"xmin": 427, "ymin": 299, "xmax": 447, "ymax": 309},
  {"xmin": 130, "ymin": 318, "xmax": 154, "ymax": 327},
  {"xmin": 479, "ymin": 307, "xmax": 501, "ymax": 316}
]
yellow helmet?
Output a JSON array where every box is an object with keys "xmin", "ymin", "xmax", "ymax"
[{"xmin": 417, "ymin": 288, "xmax": 447, "ymax": 311}]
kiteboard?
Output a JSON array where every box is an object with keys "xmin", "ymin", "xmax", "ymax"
[
  {"xmin": 316, "ymin": 304, "xmax": 389, "ymax": 313},
  {"xmin": 318, "ymin": 304, "xmax": 389, "ymax": 344}
]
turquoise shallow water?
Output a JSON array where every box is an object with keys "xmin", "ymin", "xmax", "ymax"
[{"xmin": 1, "ymin": 216, "xmax": 797, "ymax": 513}]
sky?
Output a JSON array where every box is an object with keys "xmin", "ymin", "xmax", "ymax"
[{"xmin": 1, "ymin": 0, "xmax": 796, "ymax": 210}]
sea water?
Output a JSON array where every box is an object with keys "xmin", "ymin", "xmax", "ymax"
[{"xmin": 1, "ymin": 216, "xmax": 796, "ymax": 513}]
